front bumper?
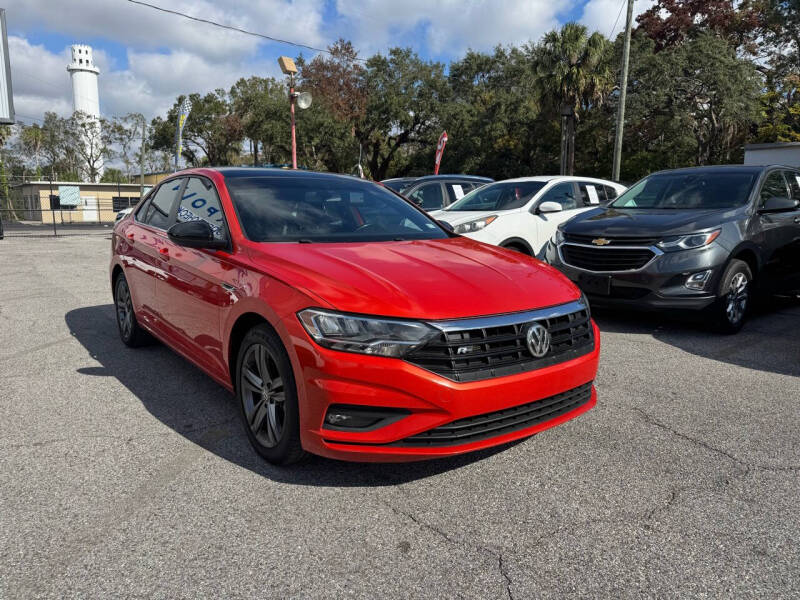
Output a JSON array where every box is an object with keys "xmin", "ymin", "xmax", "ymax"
[
  {"xmin": 290, "ymin": 321, "xmax": 600, "ymax": 462},
  {"xmin": 543, "ymin": 241, "xmax": 728, "ymax": 310}
]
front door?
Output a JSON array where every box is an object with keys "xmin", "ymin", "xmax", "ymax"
[
  {"xmin": 755, "ymin": 170, "xmax": 798, "ymax": 287},
  {"xmin": 156, "ymin": 176, "xmax": 232, "ymax": 381},
  {"xmin": 530, "ymin": 182, "xmax": 585, "ymax": 254}
]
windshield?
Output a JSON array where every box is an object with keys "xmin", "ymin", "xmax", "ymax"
[
  {"xmin": 610, "ymin": 172, "xmax": 757, "ymax": 210},
  {"xmin": 446, "ymin": 181, "xmax": 546, "ymax": 211},
  {"xmin": 226, "ymin": 177, "xmax": 449, "ymax": 243}
]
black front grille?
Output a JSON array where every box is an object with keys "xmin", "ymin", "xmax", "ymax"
[
  {"xmin": 561, "ymin": 244, "xmax": 655, "ymax": 272},
  {"xmin": 406, "ymin": 306, "xmax": 593, "ymax": 382},
  {"xmin": 563, "ymin": 233, "xmax": 660, "ymax": 246},
  {"xmin": 394, "ymin": 382, "xmax": 593, "ymax": 447}
]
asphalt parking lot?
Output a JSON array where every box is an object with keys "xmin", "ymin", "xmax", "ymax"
[{"xmin": 1, "ymin": 234, "xmax": 799, "ymax": 598}]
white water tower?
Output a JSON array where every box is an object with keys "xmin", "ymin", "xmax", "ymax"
[{"xmin": 67, "ymin": 44, "xmax": 103, "ymax": 180}]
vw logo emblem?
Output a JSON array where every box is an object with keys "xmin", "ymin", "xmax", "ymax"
[{"xmin": 526, "ymin": 322, "xmax": 551, "ymax": 358}]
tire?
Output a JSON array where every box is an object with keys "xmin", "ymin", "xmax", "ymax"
[
  {"xmin": 236, "ymin": 324, "xmax": 307, "ymax": 465},
  {"xmin": 113, "ymin": 272, "xmax": 152, "ymax": 347},
  {"xmin": 711, "ymin": 259, "xmax": 752, "ymax": 334}
]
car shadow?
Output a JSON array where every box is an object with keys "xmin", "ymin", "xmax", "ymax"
[
  {"xmin": 592, "ymin": 293, "xmax": 800, "ymax": 377},
  {"xmin": 65, "ymin": 304, "xmax": 517, "ymax": 487}
]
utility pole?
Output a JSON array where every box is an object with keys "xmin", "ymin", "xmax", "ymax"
[
  {"xmin": 139, "ymin": 115, "xmax": 146, "ymax": 200},
  {"xmin": 612, "ymin": 0, "xmax": 635, "ymax": 182}
]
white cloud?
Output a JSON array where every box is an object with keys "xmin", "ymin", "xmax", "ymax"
[
  {"xmin": 580, "ymin": 0, "xmax": 656, "ymax": 38},
  {"xmin": 335, "ymin": 0, "xmax": 572, "ymax": 57}
]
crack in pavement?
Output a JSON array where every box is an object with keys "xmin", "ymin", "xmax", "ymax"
[
  {"xmin": 634, "ymin": 407, "xmax": 800, "ymax": 474},
  {"xmin": 377, "ymin": 497, "xmax": 517, "ymax": 600}
]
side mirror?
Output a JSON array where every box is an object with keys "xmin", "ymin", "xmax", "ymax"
[
  {"xmin": 167, "ymin": 220, "xmax": 227, "ymax": 250},
  {"xmin": 538, "ymin": 201, "xmax": 564, "ymax": 214},
  {"xmin": 759, "ymin": 196, "xmax": 799, "ymax": 213},
  {"xmin": 438, "ymin": 220, "xmax": 455, "ymax": 233}
]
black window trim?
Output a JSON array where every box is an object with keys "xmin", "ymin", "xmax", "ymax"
[
  {"xmin": 135, "ymin": 178, "xmax": 183, "ymax": 228},
  {"xmin": 757, "ymin": 168, "xmax": 791, "ymax": 208}
]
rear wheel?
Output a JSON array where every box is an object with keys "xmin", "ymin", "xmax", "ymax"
[
  {"xmin": 114, "ymin": 273, "xmax": 152, "ymax": 347},
  {"xmin": 711, "ymin": 259, "xmax": 752, "ymax": 334},
  {"xmin": 236, "ymin": 325, "xmax": 306, "ymax": 465}
]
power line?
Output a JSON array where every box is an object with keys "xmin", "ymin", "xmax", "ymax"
[
  {"xmin": 126, "ymin": 0, "xmax": 368, "ymax": 62},
  {"xmin": 609, "ymin": 0, "xmax": 627, "ymax": 38}
]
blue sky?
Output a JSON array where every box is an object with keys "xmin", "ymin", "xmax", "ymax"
[{"xmin": 5, "ymin": 0, "xmax": 653, "ymax": 122}]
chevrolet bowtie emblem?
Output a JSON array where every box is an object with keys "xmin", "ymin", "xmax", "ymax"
[{"xmin": 592, "ymin": 238, "xmax": 611, "ymax": 246}]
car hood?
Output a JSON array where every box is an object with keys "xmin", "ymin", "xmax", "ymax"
[
  {"xmin": 431, "ymin": 209, "xmax": 516, "ymax": 226},
  {"xmin": 247, "ymin": 237, "xmax": 579, "ymax": 320},
  {"xmin": 563, "ymin": 207, "xmax": 739, "ymax": 237}
]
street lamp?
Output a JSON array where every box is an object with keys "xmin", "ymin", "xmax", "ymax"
[{"xmin": 278, "ymin": 56, "xmax": 312, "ymax": 170}]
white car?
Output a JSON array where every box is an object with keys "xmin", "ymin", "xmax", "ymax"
[{"xmin": 430, "ymin": 176, "xmax": 627, "ymax": 256}]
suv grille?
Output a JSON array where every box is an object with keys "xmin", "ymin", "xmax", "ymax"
[
  {"xmin": 406, "ymin": 304, "xmax": 593, "ymax": 382},
  {"xmin": 394, "ymin": 382, "xmax": 593, "ymax": 447},
  {"xmin": 561, "ymin": 244, "xmax": 655, "ymax": 272},
  {"xmin": 563, "ymin": 233, "xmax": 660, "ymax": 246}
]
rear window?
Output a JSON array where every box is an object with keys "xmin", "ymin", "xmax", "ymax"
[{"xmin": 226, "ymin": 177, "xmax": 448, "ymax": 243}]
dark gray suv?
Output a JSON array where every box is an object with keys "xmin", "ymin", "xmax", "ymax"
[{"xmin": 544, "ymin": 165, "xmax": 800, "ymax": 332}]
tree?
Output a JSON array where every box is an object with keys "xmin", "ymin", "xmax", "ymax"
[
  {"xmin": 358, "ymin": 48, "xmax": 449, "ymax": 180},
  {"xmin": 100, "ymin": 167, "xmax": 125, "ymax": 183},
  {"xmin": 17, "ymin": 123, "xmax": 45, "ymax": 177},
  {"xmin": 107, "ymin": 113, "xmax": 144, "ymax": 181},
  {"xmin": 67, "ymin": 111, "xmax": 113, "ymax": 183},
  {"xmin": 533, "ymin": 23, "xmax": 614, "ymax": 175},
  {"xmin": 229, "ymin": 76, "xmax": 288, "ymax": 166},
  {"xmin": 151, "ymin": 91, "xmax": 244, "ymax": 166}
]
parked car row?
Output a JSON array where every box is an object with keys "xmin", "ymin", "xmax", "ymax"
[
  {"xmin": 109, "ymin": 163, "xmax": 799, "ymax": 467},
  {"xmin": 381, "ymin": 174, "xmax": 494, "ymax": 210}
]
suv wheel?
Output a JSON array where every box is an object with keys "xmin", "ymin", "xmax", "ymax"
[
  {"xmin": 712, "ymin": 259, "xmax": 752, "ymax": 334},
  {"xmin": 236, "ymin": 325, "xmax": 307, "ymax": 465},
  {"xmin": 114, "ymin": 273, "xmax": 152, "ymax": 347}
]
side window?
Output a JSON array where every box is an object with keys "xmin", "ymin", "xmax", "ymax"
[
  {"xmin": 577, "ymin": 183, "xmax": 602, "ymax": 206},
  {"xmin": 783, "ymin": 171, "xmax": 800, "ymax": 201},
  {"xmin": 603, "ymin": 185, "xmax": 618, "ymax": 201},
  {"xmin": 142, "ymin": 180, "xmax": 182, "ymax": 229},
  {"xmin": 445, "ymin": 182, "xmax": 473, "ymax": 205},
  {"xmin": 408, "ymin": 183, "xmax": 445, "ymax": 210},
  {"xmin": 539, "ymin": 182, "xmax": 578, "ymax": 211},
  {"xmin": 176, "ymin": 177, "xmax": 227, "ymax": 240},
  {"xmin": 759, "ymin": 171, "xmax": 789, "ymax": 207}
]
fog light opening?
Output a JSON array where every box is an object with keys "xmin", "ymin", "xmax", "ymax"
[
  {"xmin": 685, "ymin": 269, "xmax": 712, "ymax": 291},
  {"xmin": 323, "ymin": 405, "xmax": 410, "ymax": 431}
]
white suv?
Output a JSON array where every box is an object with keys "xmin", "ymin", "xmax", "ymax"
[{"xmin": 430, "ymin": 176, "xmax": 627, "ymax": 256}]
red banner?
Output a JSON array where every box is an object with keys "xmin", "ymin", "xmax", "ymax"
[{"xmin": 434, "ymin": 131, "xmax": 448, "ymax": 175}]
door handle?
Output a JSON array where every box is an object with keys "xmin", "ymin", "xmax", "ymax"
[{"xmin": 159, "ymin": 247, "xmax": 169, "ymax": 256}]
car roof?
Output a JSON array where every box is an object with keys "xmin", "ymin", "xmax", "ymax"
[
  {"xmin": 410, "ymin": 174, "xmax": 493, "ymax": 183},
  {"xmin": 494, "ymin": 175, "xmax": 623, "ymax": 185},
  {"xmin": 648, "ymin": 165, "xmax": 776, "ymax": 176},
  {"xmin": 187, "ymin": 167, "xmax": 370, "ymax": 183}
]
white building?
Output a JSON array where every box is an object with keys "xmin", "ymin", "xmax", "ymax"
[
  {"xmin": 744, "ymin": 142, "xmax": 800, "ymax": 168},
  {"xmin": 67, "ymin": 44, "xmax": 103, "ymax": 180}
]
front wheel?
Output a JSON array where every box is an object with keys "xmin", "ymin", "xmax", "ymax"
[
  {"xmin": 711, "ymin": 259, "xmax": 752, "ymax": 334},
  {"xmin": 236, "ymin": 325, "xmax": 307, "ymax": 465}
]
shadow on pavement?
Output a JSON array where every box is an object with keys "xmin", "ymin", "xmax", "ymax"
[
  {"xmin": 593, "ymin": 293, "xmax": 800, "ymax": 377},
  {"xmin": 65, "ymin": 304, "xmax": 515, "ymax": 487}
]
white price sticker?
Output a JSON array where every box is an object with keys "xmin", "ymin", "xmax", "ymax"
[
  {"xmin": 586, "ymin": 185, "xmax": 600, "ymax": 204},
  {"xmin": 452, "ymin": 184, "xmax": 465, "ymax": 199}
]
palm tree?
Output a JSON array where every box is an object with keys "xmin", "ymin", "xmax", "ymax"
[{"xmin": 534, "ymin": 23, "xmax": 613, "ymax": 175}]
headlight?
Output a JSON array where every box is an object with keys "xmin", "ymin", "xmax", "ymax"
[
  {"xmin": 454, "ymin": 215, "xmax": 497, "ymax": 234},
  {"xmin": 297, "ymin": 309, "xmax": 438, "ymax": 357},
  {"xmin": 552, "ymin": 229, "xmax": 565, "ymax": 245},
  {"xmin": 657, "ymin": 229, "xmax": 720, "ymax": 251}
]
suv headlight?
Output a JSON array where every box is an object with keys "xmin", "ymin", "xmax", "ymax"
[
  {"xmin": 657, "ymin": 229, "xmax": 720, "ymax": 251},
  {"xmin": 454, "ymin": 215, "xmax": 497, "ymax": 234},
  {"xmin": 552, "ymin": 228, "xmax": 565, "ymax": 245},
  {"xmin": 298, "ymin": 309, "xmax": 438, "ymax": 357}
]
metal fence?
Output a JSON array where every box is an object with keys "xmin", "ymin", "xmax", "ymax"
[{"xmin": 0, "ymin": 200, "xmax": 138, "ymax": 237}]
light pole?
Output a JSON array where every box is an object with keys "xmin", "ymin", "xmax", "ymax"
[{"xmin": 278, "ymin": 56, "xmax": 312, "ymax": 169}]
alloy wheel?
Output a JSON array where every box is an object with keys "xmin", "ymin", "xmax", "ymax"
[
  {"xmin": 725, "ymin": 272, "xmax": 748, "ymax": 326},
  {"xmin": 240, "ymin": 343, "xmax": 286, "ymax": 448},
  {"xmin": 115, "ymin": 279, "xmax": 133, "ymax": 340}
]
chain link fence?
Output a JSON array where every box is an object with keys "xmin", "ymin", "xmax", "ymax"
[{"xmin": 0, "ymin": 181, "xmax": 145, "ymax": 238}]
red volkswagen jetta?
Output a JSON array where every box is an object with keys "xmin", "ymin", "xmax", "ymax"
[{"xmin": 110, "ymin": 168, "xmax": 600, "ymax": 464}]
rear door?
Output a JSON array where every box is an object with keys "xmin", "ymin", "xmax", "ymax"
[
  {"xmin": 156, "ymin": 176, "xmax": 233, "ymax": 380},
  {"xmin": 122, "ymin": 179, "xmax": 183, "ymax": 329}
]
